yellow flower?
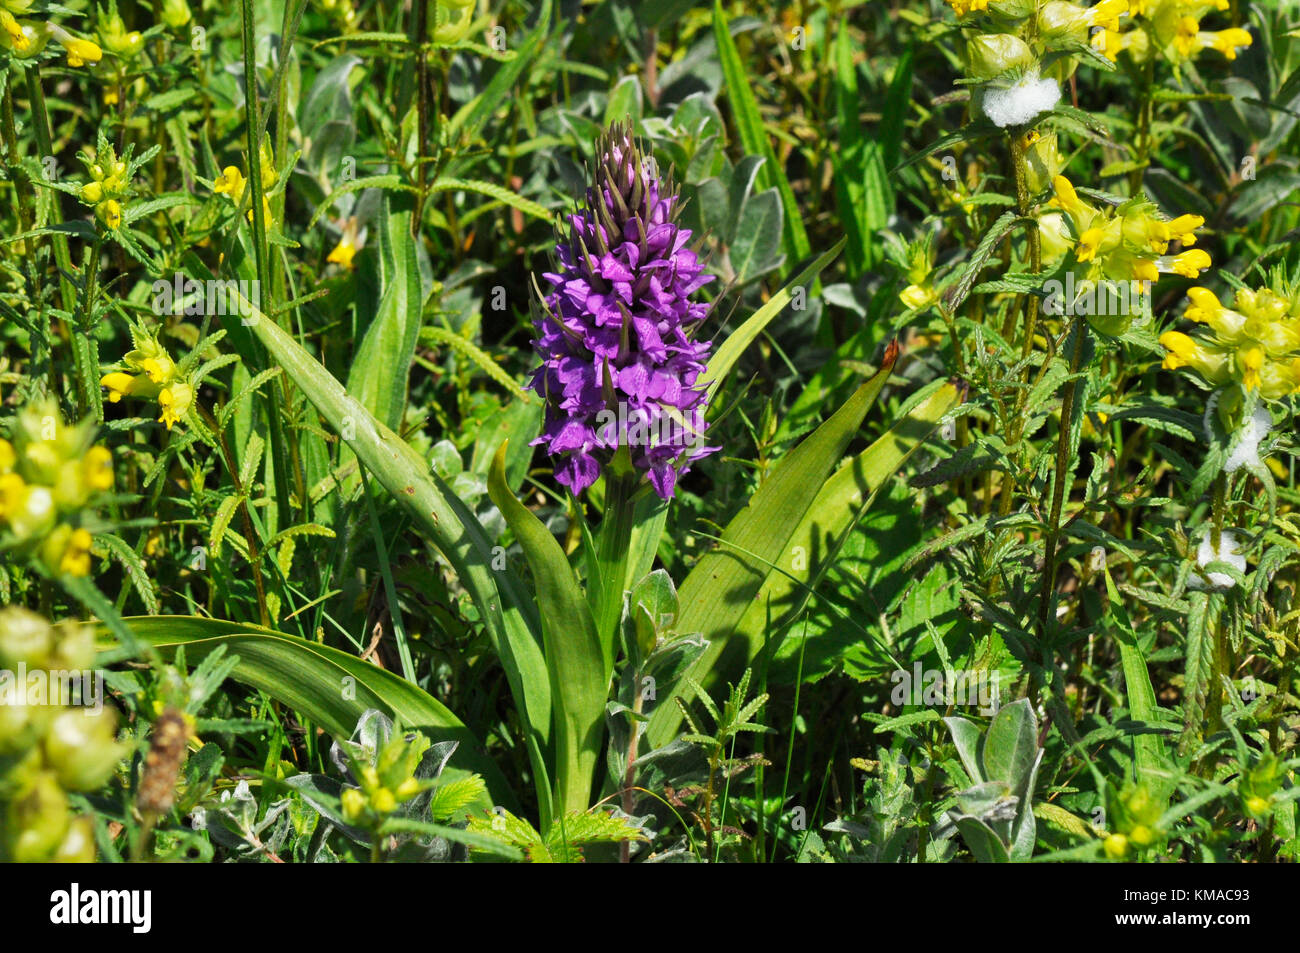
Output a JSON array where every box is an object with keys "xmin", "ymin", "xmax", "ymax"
[
  {"xmin": 1160, "ymin": 330, "xmax": 1229, "ymax": 383},
  {"xmin": 1092, "ymin": 27, "xmax": 1125, "ymax": 61},
  {"xmin": 0, "ymin": 438, "xmax": 14, "ymax": 473},
  {"xmin": 1076, "ymin": 227, "xmax": 1104, "ymax": 262},
  {"xmin": 0, "ymin": 472, "xmax": 26, "ymax": 518},
  {"xmin": 947, "ymin": 0, "xmax": 991, "ymax": 14},
  {"xmin": 1240, "ymin": 346, "xmax": 1264, "ymax": 392},
  {"xmin": 1174, "ymin": 16, "xmax": 1199, "ymax": 58},
  {"xmin": 53, "ymin": 30, "xmax": 103, "ymax": 67},
  {"xmin": 1132, "ymin": 259, "xmax": 1159, "ymax": 282},
  {"xmin": 1052, "ymin": 175, "xmax": 1083, "ymax": 215},
  {"xmin": 157, "ymin": 382, "xmax": 194, "ymax": 430},
  {"xmin": 258, "ymin": 142, "xmax": 278, "ymax": 190},
  {"xmin": 213, "ymin": 165, "xmax": 247, "ymax": 199},
  {"xmin": 82, "ymin": 447, "xmax": 114, "ymax": 492},
  {"xmin": 1167, "ymin": 284, "xmax": 1300, "ymax": 402},
  {"xmin": 1161, "ymin": 248, "xmax": 1211, "ymax": 278},
  {"xmin": 340, "ymin": 788, "xmax": 366, "ymax": 822},
  {"xmin": 1208, "ymin": 27, "xmax": 1252, "ymax": 61},
  {"xmin": 394, "ymin": 778, "xmax": 421, "ymax": 800},
  {"xmin": 327, "ymin": 238, "xmax": 357, "ymax": 270},
  {"xmin": 59, "ymin": 528, "xmax": 94, "ymax": 577},
  {"xmin": 1165, "ymin": 214, "xmax": 1204, "ymax": 246},
  {"xmin": 1, "ymin": 18, "xmax": 46, "ymax": 58},
  {"xmin": 1088, "ymin": 0, "xmax": 1127, "ymax": 32},
  {"xmin": 215, "ymin": 164, "xmax": 274, "ymax": 224},
  {"xmin": 1184, "ymin": 287, "xmax": 1234, "ymax": 331},
  {"xmin": 139, "ymin": 354, "xmax": 175, "ymax": 384},
  {"xmin": 900, "ymin": 283, "xmax": 937, "ymax": 311},
  {"xmin": 99, "ymin": 199, "xmax": 122, "ymax": 231},
  {"xmin": 249, "ymin": 195, "xmax": 274, "ymax": 225},
  {"xmin": 1103, "ymin": 833, "xmax": 1129, "ymax": 859},
  {"xmin": 1128, "ymin": 824, "xmax": 1156, "ymax": 847},
  {"xmin": 100, "ymin": 371, "xmax": 147, "ymax": 403},
  {"xmin": 0, "ymin": 9, "xmax": 27, "ymax": 50}
]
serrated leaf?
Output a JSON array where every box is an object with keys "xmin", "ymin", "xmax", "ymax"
[{"xmin": 210, "ymin": 496, "xmax": 241, "ymax": 559}]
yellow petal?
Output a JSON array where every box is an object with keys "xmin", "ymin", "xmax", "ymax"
[
  {"xmin": 59, "ymin": 36, "xmax": 102, "ymax": 67},
  {"xmin": 1076, "ymin": 227, "xmax": 1104, "ymax": 262},
  {"xmin": 99, "ymin": 371, "xmax": 138, "ymax": 402}
]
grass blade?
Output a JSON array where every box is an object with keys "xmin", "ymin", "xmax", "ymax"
[{"xmin": 712, "ymin": 0, "xmax": 810, "ymax": 269}]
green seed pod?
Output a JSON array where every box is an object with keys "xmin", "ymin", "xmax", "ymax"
[
  {"xmin": 161, "ymin": 0, "xmax": 193, "ymax": 29},
  {"xmin": 43, "ymin": 707, "xmax": 127, "ymax": 793},
  {"xmin": 431, "ymin": 1, "xmax": 474, "ymax": 43},
  {"xmin": 51, "ymin": 816, "xmax": 97, "ymax": 863},
  {"xmin": 48, "ymin": 621, "xmax": 96, "ymax": 679},
  {"xmin": 6, "ymin": 771, "xmax": 71, "ymax": 863},
  {"xmin": 7, "ymin": 485, "xmax": 56, "ymax": 541},
  {"xmin": 1022, "ymin": 132, "xmax": 1063, "ymax": 196},
  {"xmin": 1036, "ymin": 1, "xmax": 1091, "ymax": 45},
  {"xmin": 1087, "ymin": 309, "xmax": 1134, "ymax": 338},
  {"xmin": 0, "ymin": 606, "xmax": 53, "ymax": 669},
  {"xmin": 965, "ymin": 34, "xmax": 1035, "ymax": 81},
  {"xmin": 0, "ymin": 697, "xmax": 49, "ymax": 756}
]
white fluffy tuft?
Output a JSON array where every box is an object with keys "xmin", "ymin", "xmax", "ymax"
[
  {"xmin": 1189, "ymin": 530, "xmax": 1246, "ymax": 591},
  {"xmin": 1224, "ymin": 405, "xmax": 1272, "ymax": 473},
  {"xmin": 981, "ymin": 73, "xmax": 1061, "ymax": 128}
]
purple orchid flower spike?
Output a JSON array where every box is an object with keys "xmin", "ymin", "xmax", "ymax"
[{"xmin": 527, "ymin": 122, "xmax": 718, "ymax": 499}]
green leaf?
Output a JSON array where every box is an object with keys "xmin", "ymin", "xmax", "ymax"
[
  {"xmin": 873, "ymin": 710, "xmax": 941, "ymax": 733},
  {"xmin": 210, "ymin": 495, "xmax": 242, "ymax": 558},
  {"xmin": 1034, "ymin": 802, "xmax": 1096, "ymax": 839},
  {"xmin": 427, "ymin": 177, "xmax": 553, "ymax": 225},
  {"xmin": 982, "ymin": 698, "xmax": 1037, "ymax": 788},
  {"xmin": 376, "ymin": 817, "xmax": 521, "ymax": 859},
  {"xmin": 1180, "ymin": 590, "xmax": 1215, "ymax": 754},
  {"xmin": 305, "ymin": 175, "xmax": 416, "ymax": 231},
  {"xmin": 232, "ymin": 287, "xmax": 556, "ymax": 827},
  {"xmin": 421, "ymin": 325, "xmax": 534, "ymax": 402},
  {"xmin": 954, "ymin": 815, "xmax": 1011, "ymax": 863},
  {"xmin": 728, "ymin": 187, "xmax": 784, "ymax": 283},
  {"xmin": 944, "ymin": 211, "xmax": 1030, "ymax": 312},
  {"xmin": 604, "ymin": 74, "xmax": 643, "ymax": 126},
  {"xmin": 239, "ymin": 432, "xmax": 265, "ymax": 490},
  {"xmin": 736, "ymin": 381, "xmax": 961, "ymax": 667},
  {"xmin": 346, "ymin": 192, "xmax": 424, "ymax": 432},
  {"xmin": 645, "ymin": 346, "xmax": 899, "ymax": 748},
  {"xmin": 1104, "ymin": 568, "xmax": 1171, "ymax": 807},
  {"xmin": 121, "ymin": 194, "xmax": 199, "ymax": 226},
  {"xmin": 487, "ymin": 443, "xmax": 605, "ymax": 819},
  {"xmin": 96, "ymin": 533, "xmax": 159, "ymax": 614},
  {"xmin": 116, "ymin": 616, "xmax": 513, "ymax": 811},
  {"xmin": 944, "ymin": 716, "xmax": 985, "ymax": 785}
]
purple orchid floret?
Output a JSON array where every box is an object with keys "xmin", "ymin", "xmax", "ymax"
[{"xmin": 527, "ymin": 123, "xmax": 718, "ymax": 500}]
